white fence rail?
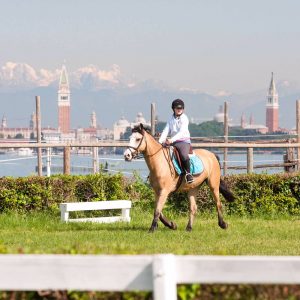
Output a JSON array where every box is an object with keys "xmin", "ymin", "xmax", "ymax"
[{"xmin": 1, "ymin": 255, "xmax": 300, "ymax": 300}]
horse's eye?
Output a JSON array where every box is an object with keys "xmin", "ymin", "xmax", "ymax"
[{"xmin": 136, "ymin": 138, "xmax": 141, "ymax": 142}]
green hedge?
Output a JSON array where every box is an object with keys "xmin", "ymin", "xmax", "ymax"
[
  {"xmin": 0, "ymin": 173, "xmax": 300, "ymax": 215},
  {"xmin": 0, "ymin": 173, "xmax": 153, "ymax": 212}
]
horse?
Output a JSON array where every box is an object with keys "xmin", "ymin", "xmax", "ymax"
[{"xmin": 124, "ymin": 123, "xmax": 235, "ymax": 233}]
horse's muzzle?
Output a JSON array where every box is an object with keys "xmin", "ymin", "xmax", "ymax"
[{"xmin": 124, "ymin": 149, "xmax": 133, "ymax": 161}]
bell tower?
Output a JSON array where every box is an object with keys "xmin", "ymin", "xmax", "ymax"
[
  {"xmin": 266, "ymin": 72, "xmax": 279, "ymax": 132},
  {"xmin": 58, "ymin": 65, "xmax": 70, "ymax": 133}
]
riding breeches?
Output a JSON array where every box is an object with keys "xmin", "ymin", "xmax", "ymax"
[{"xmin": 173, "ymin": 141, "xmax": 191, "ymax": 161}]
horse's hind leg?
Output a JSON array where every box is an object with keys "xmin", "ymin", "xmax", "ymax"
[
  {"xmin": 208, "ymin": 180, "xmax": 228, "ymax": 229},
  {"xmin": 186, "ymin": 188, "xmax": 198, "ymax": 231},
  {"xmin": 159, "ymin": 213, "xmax": 177, "ymax": 230}
]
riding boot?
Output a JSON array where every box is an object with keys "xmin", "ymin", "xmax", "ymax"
[{"xmin": 182, "ymin": 159, "xmax": 194, "ymax": 184}]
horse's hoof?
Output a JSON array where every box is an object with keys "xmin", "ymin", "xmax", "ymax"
[
  {"xmin": 148, "ymin": 223, "xmax": 158, "ymax": 233},
  {"xmin": 219, "ymin": 221, "xmax": 228, "ymax": 229},
  {"xmin": 186, "ymin": 226, "xmax": 192, "ymax": 232},
  {"xmin": 170, "ymin": 221, "xmax": 177, "ymax": 230}
]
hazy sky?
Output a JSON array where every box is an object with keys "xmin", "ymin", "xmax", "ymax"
[{"xmin": 1, "ymin": 0, "xmax": 300, "ymax": 94}]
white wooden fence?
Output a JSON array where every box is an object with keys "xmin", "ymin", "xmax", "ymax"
[{"xmin": 1, "ymin": 255, "xmax": 300, "ymax": 300}]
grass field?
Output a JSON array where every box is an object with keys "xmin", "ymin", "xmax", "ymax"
[{"xmin": 0, "ymin": 208, "xmax": 300, "ymax": 255}]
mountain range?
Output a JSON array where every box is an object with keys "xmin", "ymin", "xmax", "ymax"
[{"xmin": 0, "ymin": 62, "xmax": 299, "ymax": 130}]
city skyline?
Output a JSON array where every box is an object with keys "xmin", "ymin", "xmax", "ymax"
[
  {"xmin": 1, "ymin": 1, "xmax": 300, "ymax": 95},
  {"xmin": 0, "ymin": 66, "xmax": 299, "ymax": 131}
]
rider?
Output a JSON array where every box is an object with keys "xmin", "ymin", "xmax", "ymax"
[{"xmin": 158, "ymin": 99, "xmax": 194, "ymax": 184}]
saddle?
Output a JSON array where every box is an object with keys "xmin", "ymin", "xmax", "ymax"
[{"xmin": 170, "ymin": 146, "xmax": 204, "ymax": 176}]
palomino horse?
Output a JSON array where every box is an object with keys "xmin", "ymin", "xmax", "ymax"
[{"xmin": 124, "ymin": 124, "xmax": 235, "ymax": 232}]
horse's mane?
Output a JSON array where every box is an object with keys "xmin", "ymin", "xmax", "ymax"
[{"xmin": 131, "ymin": 124, "xmax": 152, "ymax": 135}]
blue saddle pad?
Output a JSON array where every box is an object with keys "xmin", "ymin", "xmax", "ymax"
[{"xmin": 172, "ymin": 152, "xmax": 204, "ymax": 176}]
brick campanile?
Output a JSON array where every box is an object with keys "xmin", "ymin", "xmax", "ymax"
[
  {"xmin": 266, "ymin": 72, "xmax": 279, "ymax": 133},
  {"xmin": 58, "ymin": 65, "xmax": 71, "ymax": 134}
]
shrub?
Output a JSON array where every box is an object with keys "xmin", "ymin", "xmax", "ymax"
[{"xmin": 0, "ymin": 173, "xmax": 300, "ymax": 216}]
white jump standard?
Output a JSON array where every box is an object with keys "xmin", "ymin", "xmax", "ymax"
[{"xmin": 60, "ymin": 200, "xmax": 132, "ymax": 223}]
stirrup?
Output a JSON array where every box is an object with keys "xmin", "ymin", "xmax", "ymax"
[{"xmin": 185, "ymin": 173, "xmax": 194, "ymax": 184}]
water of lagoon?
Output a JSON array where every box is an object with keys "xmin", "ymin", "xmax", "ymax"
[{"xmin": 0, "ymin": 150, "xmax": 288, "ymax": 179}]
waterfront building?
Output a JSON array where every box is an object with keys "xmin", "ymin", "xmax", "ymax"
[
  {"xmin": 266, "ymin": 72, "xmax": 279, "ymax": 132},
  {"xmin": 240, "ymin": 114, "xmax": 268, "ymax": 134}
]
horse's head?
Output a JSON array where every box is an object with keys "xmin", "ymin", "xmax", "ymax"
[{"xmin": 124, "ymin": 123, "xmax": 149, "ymax": 161}]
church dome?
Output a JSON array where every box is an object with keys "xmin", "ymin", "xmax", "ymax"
[
  {"xmin": 116, "ymin": 116, "xmax": 130, "ymax": 127},
  {"xmin": 214, "ymin": 112, "xmax": 224, "ymax": 123},
  {"xmin": 135, "ymin": 112, "xmax": 146, "ymax": 124}
]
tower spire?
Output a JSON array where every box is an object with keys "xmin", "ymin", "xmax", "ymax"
[
  {"xmin": 268, "ymin": 72, "xmax": 277, "ymax": 97},
  {"xmin": 266, "ymin": 72, "xmax": 279, "ymax": 132}
]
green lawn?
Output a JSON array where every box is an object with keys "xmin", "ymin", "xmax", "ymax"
[{"xmin": 0, "ymin": 209, "xmax": 300, "ymax": 255}]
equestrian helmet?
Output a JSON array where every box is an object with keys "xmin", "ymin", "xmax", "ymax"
[{"xmin": 171, "ymin": 99, "xmax": 185, "ymax": 109}]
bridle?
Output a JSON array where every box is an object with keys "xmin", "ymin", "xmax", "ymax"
[
  {"xmin": 126, "ymin": 128, "xmax": 177, "ymax": 181},
  {"xmin": 126, "ymin": 132, "xmax": 146, "ymax": 159}
]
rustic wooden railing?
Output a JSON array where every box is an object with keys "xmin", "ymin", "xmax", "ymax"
[{"xmin": 0, "ymin": 141, "xmax": 299, "ymax": 175}]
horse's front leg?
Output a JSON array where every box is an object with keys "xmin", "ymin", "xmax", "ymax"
[
  {"xmin": 186, "ymin": 188, "xmax": 198, "ymax": 231},
  {"xmin": 149, "ymin": 190, "xmax": 169, "ymax": 233}
]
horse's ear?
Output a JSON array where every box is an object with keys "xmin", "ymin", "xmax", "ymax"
[{"xmin": 139, "ymin": 123, "xmax": 144, "ymax": 130}]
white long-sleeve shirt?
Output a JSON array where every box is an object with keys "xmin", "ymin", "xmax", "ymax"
[{"xmin": 158, "ymin": 113, "xmax": 191, "ymax": 144}]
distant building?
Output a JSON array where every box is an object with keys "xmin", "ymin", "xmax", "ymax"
[
  {"xmin": 113, "ymin": 116, "xmax": 131, "ymax": 140},
  {"xmin": 113, "ymin": 112, "xmax": 150, "ymax": 140},
  {"xmin": 58, "ymin": 65, "xmax": 71, "ymax": 134},
  {"xmin": 240, "ymin": 113, "xmax": 268, "ymax": 134},
  {"xmin": 266, "ymin": 72, "xmax": 279, "ymax": 132},
  {"xmin": 29, "ymin": 112, "xmax": 36, "ymax": 130},
  {"xmin": 90, "ymin": 111, "xmax": 97, "ymax": 129},
  {"xmin": 241, "ymin": 113, "xmax": 246, "ymax": 128},
  {"xmin": 0, "ymin": 114, "xmax": 58, "ymax": 140},
  {"xmin": 1, "ymin": 115, "xmax": 7, "ymax": 129}
]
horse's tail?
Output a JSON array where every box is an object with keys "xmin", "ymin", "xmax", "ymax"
[
  {"xmin": 214, "ymin": 153, "xmax": 235, "ymax": 202},
  {"xmin": 219, "ymin": 179, "xmax": 235, "ymax": 202}
]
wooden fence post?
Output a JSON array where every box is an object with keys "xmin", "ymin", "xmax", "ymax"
[
  {"xmin": 247, "ymin": 147, "xmax": 253, "ymax": 173},
  {"xmin": 297, "ymin": 100, "xmax": 300, "ymax": 171},
  {"xmin": 93, "ymin": 147, "xmax": 99, "ymax": 174},
  {"xmin": 153, "ymin": 254, "xmax": 177, "ymax": 300},
  {"xmin": 223, "ymin": 101, "xmax": 228, "ymax": 175},
  {"xmin": 35, "ymin": 96, "xmax": 42, "ymax": 176},
  {"xmin": 64, "ymin": 146, "xmax": 71, "ymax": 175},
  {"xmin": 151, "ymin": 103, "xmax": 156, "ymax": 136}
]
